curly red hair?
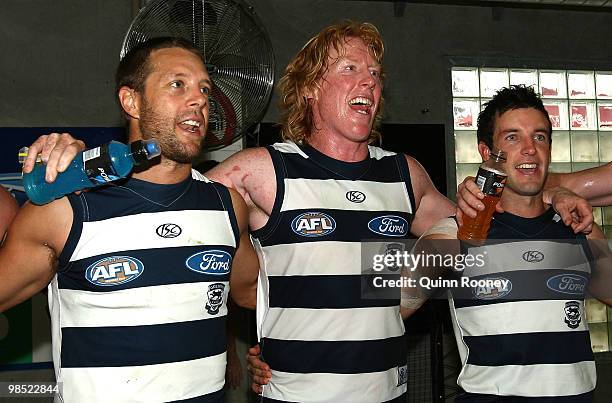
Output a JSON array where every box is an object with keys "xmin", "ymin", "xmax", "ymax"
[{"xmin": 278, "ymin": 21, "xmax": 385, "ymax": 144}]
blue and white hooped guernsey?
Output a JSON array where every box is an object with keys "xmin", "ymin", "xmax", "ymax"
[
  {"xmin": 449, "ymin": 209, "xmax": 596, "ymax": 401},
  {"xmin": 252, "ymin": 141, "xmax": 416, "ymax": 403},
  {"xmin": 50, "ymin": 170, "xmax": 239, "ymax": 403}
]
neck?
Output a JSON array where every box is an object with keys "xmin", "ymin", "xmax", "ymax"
[
  {"xmin": 499, "ymin": 191, "xmax": 548, "ymax": 218},
  {"xmin": 131, "ymin": 156, "xmax": 192, "ymax": 184},
  {"xmin": 306, "ymin": 134, "xmax": 370, "ymax": 162},
  {"xmin": 127, "ymin": 127, "xmax": 193, "ymax": 184}
]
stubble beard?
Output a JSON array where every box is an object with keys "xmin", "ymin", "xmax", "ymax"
[{"xmin": 138, "ymin": 101, "xmax": 203, "ymax": 164}]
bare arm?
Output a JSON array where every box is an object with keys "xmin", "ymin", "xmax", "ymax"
[
  {"xmin": 205, "ymin": 147, "xmax": 276, "ymax": 230},
  {"xmin": 227, "ymin": 188, "xmax": 259, "ymax": 309},
  {"xmin": 225, "ymin": 300, "xmax": 244, "ymax": 390},
  {"xmin": 400, "ymin": 218, "xmax": 460, "ymax": 319},
  {"xmin": 205, "ymin": 147, "xmax": 272, "ymax": 198},
  {"xmin": 458, "ymin": 177, "xmax": 594, "ymax": 234},
  {"xmin": 406, "ymin": 155, "xmax": 456, "ymax": 237},
  {"xmin": 0, "ymin": 187, "xmax": 19, "ymax": 244},
  {"xmin": 0, "ymin": 199, "xmax": 72, "ymax": 312},
  {"xmin": 586, "ymin": 225, "xmax": 612, "ymax": 306},
  {"xmin": 546, "ymin": 162, "xmax": 612, "ymax": 207}
]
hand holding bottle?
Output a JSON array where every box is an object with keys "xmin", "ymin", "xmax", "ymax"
[
  {"xmin": 457, "ymin": 150, "xmax": 507, "ymax": 244},
  {"xmin": 22, "ymin": 140, "xmax": 160, "ymax": 205},
  {"xmin": 21, "ymin": 133, "xmax": 87, "ymax": 183}
]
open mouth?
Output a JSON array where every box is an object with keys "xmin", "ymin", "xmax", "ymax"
[
  {"xmin": 515, "ymin": 163, "xmax": 538, "ymax": 174},
  {"xmin": 348, "ymin": 96, "xmax": 373, "ymax": 115},
  {"xmin": 178, "ymin": 119, "xmax": 202, "ymax": 134}
]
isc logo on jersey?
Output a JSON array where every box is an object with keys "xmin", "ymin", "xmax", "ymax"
[
  {"xmin": 85, "ymin": 256, "xmax": 144, "ymax": 286},
  {"xmin": 291, "ymin": 212, "xmax": 336, "ymax": 237},
  {"xmin": 186, "ymin": 250, "xmax": 232, "ymax": 275},
  {"xmin": 473, "ymin": 277, "xmax": 512, "ymax": 300},
  {"xmin": 368, "ymin": 215, "xmax": 409, "ymax": 237}
]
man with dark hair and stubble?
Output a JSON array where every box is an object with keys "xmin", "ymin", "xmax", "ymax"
[
  {"xmin": 2, "ymin": 37, "xmax": 259, "ymax": 402},
  {"xmin": 403, "ymin": 85, "xmax": 612, "ymax": 402}
]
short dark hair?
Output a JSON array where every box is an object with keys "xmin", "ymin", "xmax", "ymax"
[
  {"xmin": 115, "ymin": 37, "xmax": 205, "ymax": 96},
  {"xmin": 477, "ymin": 84, "xmax": 552, "ymax": 149}
]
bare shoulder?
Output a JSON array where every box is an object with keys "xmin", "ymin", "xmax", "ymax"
[
  {"xmin": 204, "ymin": 147, "xmax": 277, "ymax": 220},
  {"xmin": 403, "ymin": 154, "xmax": 445, "ymax": 206},
  {"xmin": 205, "ymin": 147, "xmax": 273, "ymax": 187},
  {"xmin": 12, "ymin": 198, "xmax": 73, "ymax": 251},
  {"xmin": 1, "ymin": 197, "xmax": 73, "ymax": 283},
  {"xmin": 403, "ymin": 154, "xmax": 455, "ymax": 237},
  {"xmin": 404, "ymin": 155, "xmax": 429, "ymax": 187},
  {"xmin": 0, "ymin": 197, "xmax": 73, "ymax": 311}
]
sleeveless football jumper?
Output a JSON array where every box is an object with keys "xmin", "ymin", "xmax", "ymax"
[
  {"xmin": 449, "ymin": 209, "xmax": 596, "ymax": 401},
  {"xmin": 252, "ymin": 142, "xmax": 416, "ymax": 403},
  {"xmin": 50, "ymin": 171, "xmax": 238, "ymax": 402}
]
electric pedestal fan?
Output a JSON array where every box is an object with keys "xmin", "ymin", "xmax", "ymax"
[{"xmin": 121, "ymin": 0, "xmax": 275, "ymax": 151}]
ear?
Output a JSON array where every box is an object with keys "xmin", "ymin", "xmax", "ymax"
[
  {"xmin": 478, "ymin": 142, "xmax": 491, "ymax": 161},
  {"xmin": 304, "ymin": 85, "xmax": 319, "ymax": 101},
  {"xmin": 118, "ymin": 86, "xmax": 141, "ymax": 120}
]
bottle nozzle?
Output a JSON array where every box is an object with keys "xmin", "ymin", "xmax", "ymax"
[
  {"xmin": 18, "ymin": 147, "xmax": 42, "ymax": 165},
  {"xmin": 490, "ymin": 149, "xmax": 507, "ymax": 162},
  {"xmin": 130, "ymin": 140, "xmax": 161, "ymax": 165},
  {"xmin": 142, "ymin": 140, "xmax": 161, "ymax": 159}
]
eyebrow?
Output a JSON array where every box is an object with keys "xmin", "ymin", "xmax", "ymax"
[
  {"xmin": 164, "ymin": 72, "xmax": 212, "ymax": 86},
  {"xmin": 500, "ymin": 127, "xmax": 549, "ymax": 134},
  {"xmin": 337, "ymin": 56, "xmax": 381, "ymax": 69}
]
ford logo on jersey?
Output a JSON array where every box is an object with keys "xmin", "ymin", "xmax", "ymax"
[
  {"xmin": 368, "ymin": 215, "xmax": 409, "ymax": 237},
  {"xmin": 186, "ymin": 250, "xmax": 232, "ymax": 275},
  {"xmin": 85, "ymin": 256, "xmax": 144, "ymax": 287},
  {"xmin": 547, "ymin": 274, "xmax": 588, "ymax": 295},
  {"xmin": 291, "ymin": 212, "xmax": 336, "ymax": 237},
  {"xmin": 473, "ymin": 277, "xmax": 512, "ymax": 300}
]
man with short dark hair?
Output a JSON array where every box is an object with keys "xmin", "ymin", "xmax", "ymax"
[
  {"xmin": 405, "ymin": 85, "xmax": 611, "ymax": 401},
  {"xmin": 1, "ymin": 37, "xmax": 259, "ymax": 402}
]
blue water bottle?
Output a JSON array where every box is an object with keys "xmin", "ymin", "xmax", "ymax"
[{"xmin": 22, "ymin": 140, "xmax": 161, "ymax": 205}]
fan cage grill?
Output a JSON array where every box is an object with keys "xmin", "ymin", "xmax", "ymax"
[{"xmin": 121, "ymin": 0, "xmax": 275, "ymax": 151}]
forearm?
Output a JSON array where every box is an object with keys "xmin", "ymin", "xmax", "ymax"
[
  {"xmin": 229, "ymin": 278, "xmax": 257, "ymax": 309},
  {"xmin": 546, "ymin": 163, "xmax": 612, "ymax": 206},
  {"xmin": 0, "ymin": 245, "xmax": 56, "ymax": 312},
  {"xmin": 0, "ymin": 278, "xmax": 49, "ymax": 312}
]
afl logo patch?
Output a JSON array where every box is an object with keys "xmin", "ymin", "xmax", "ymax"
[
  {"xmin": 156, "ymin": 223, "xmax": 182, "ymax": 238},
  {"xmin": 546, "ymin": 274, "xmax": 587, "ymax": 295},
  {"xmin": 368, "ymin": 215, "xmax": 409, "ymax": 237},
  {"xmin": 522, "ymin": 250, "xmax": 544, "ymax": 263},
  {"xmin": 473, "ymin": 277, "xmax": 512, "ymax": 300},
  {"xmin": 85, "ymin": 256, "xmax": 144, "ymax": 287},
  {"xmin": 346, "ymin": 190, "xmax": 366, "ymax": 203},
  {"xmin": 186, "ymin": 250, "xmax": 232, "ymax": 275},
  {"xmin": 291, "ymin": 212, "xmax": 336, "ymax": 237}
]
